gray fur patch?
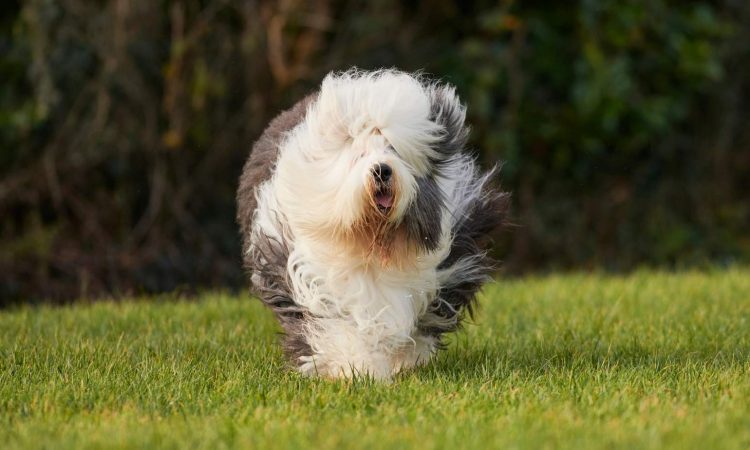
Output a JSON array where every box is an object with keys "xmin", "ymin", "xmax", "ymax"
[
  {"xmin": 403, "ymin": 176, "xmax": 444, "ymax": 252},
  {"xmin": 420, "ymin": 169, "xmax": 510, "ymax": 341},
  {"xmin": 248, "ymin": 219, "xmax": 313, "ymax": 362},
  {"xmin": 429, "ymin": 85, "xmax": 470, "ymax": 167},
  {"xmin": 417, "ymin": 84, "xmax": 509, "ymax": 341},
  {"xmin": 236, "ymin": 94, "xmax": 315, "ymax": 267},
  {"xmin": 236, "ymin": 95, "xmax": 316, "ymax": 367}
]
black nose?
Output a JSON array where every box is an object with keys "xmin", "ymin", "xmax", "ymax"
[{"xmin": 372, "ymin": 163, "xmax": 392, "ymax": 183}]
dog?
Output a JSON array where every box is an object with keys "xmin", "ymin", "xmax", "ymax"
[{"xmin": 237, "ymin": 69, "xmax": 508, "ymax": 379}]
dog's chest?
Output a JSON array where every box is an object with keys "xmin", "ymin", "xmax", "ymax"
[
  {"xmin": 337, "ymin": 268, "xmax": 435, "ymax": 331},
  {"xmin": 290, "ymin": 250, "xmax": 438, "ymax": 334}
]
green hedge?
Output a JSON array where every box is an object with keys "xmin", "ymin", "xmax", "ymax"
[{"xmin": 1, "ymin": 0, "xmax": 748, "ymax": 302}]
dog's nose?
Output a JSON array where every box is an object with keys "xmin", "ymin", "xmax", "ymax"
[{"xmin": 372, "ymin": 163, "xmax": 392, "ymax": 183}]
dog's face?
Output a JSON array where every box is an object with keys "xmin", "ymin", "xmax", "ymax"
[{"xmin": 275, "ymin": 71, "xmax": 467, "ymax": 261}]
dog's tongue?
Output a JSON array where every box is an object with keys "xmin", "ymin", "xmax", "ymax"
[{"xmin": 376, "ymin": 191, "xmax": 394, "ymax": 209}]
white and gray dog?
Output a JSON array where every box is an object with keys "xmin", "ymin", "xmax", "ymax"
[{"xmin": 237, "ymin": 69, "xmax": 508, "ymax": 380}]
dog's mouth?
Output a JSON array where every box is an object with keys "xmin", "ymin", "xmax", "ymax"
[{"xmin": 374, "ymin": 188, "xmax": 394, "ymax": 213}]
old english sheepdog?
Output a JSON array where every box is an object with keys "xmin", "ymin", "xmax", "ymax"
[{"xmin": 237, "ymin": 69, "xmax": 508, "ymax": 380}]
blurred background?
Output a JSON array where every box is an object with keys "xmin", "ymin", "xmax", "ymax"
[{"xmin": 1, "ymin": 0, "xmax": 749, "ymax": 304}]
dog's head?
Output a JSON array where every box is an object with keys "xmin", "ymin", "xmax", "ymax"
[{"xmin": 275, "ymin": 70, "xmax": 468, "ymax": 263}]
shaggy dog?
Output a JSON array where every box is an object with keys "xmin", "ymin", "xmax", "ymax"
[{"xmin": 237, "ymin": 69, "xmax": 508, "ymax": 380}]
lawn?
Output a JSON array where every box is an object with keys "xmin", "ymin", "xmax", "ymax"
[{"xmin": 1, "ymin": 268, "xmax": 749, "ymax": 449}]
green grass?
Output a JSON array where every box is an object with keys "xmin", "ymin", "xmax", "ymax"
[{"xmin": 2, "ymin": 268, "xmax": 749, "ymax": 449}]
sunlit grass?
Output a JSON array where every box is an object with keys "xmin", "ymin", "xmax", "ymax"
[{"xmin": 2, "ymin": 268, "xmax": 749, "ymax": 449}]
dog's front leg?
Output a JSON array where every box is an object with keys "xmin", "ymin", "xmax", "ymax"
[{"xmin": 295, "ymin": 318, "xmax": 396, "ymax": 380}]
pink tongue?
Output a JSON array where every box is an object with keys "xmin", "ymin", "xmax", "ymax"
[{"xmin": 376, "ymin": 192, "xmax": 394, "ymax": 208}]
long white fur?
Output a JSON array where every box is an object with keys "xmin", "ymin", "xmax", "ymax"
[{"xmin": 250, "ymin": 69, "xmax": 491, "ymax": 379}]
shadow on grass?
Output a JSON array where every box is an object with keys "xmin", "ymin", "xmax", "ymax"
[{"xmin": 411, "ymin": 340, "xmax": 749, "ymax": 383}]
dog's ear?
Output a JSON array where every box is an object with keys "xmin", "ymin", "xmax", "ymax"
[{"xmin": 429, "ymin": 85, "xmax": 469, "ymax": 162}]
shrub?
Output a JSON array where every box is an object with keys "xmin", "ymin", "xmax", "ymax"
[{"xmin": 1, "ymin": 0, "xmax": 748, "ymax": 302}]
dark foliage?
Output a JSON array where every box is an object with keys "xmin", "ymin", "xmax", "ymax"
[{"xmin": 1, "ymin": 0, "xmax": 749, "ymax": 303}]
